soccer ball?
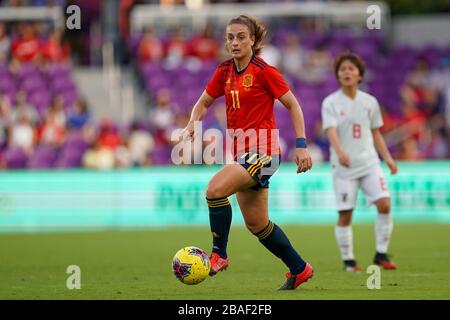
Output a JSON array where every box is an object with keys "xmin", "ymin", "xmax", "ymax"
[{"xmin": 172, "ymin": 246, "xmax": 210, "ymax": 285}]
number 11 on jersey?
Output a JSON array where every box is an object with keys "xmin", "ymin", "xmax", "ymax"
[{"xmin": 230, "ymin": 90, "xmax": 240, "ymax": 109}]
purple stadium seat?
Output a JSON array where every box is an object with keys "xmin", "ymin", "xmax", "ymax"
[
  {"xmin": 60, "ymin": 89, "xmax": 79, "ymax": 108},
  {"xmin": 51, "ymin": 77, "xmax": 76, "ymax": 93},
  {"xmin": 21, "ymin": 75, "xmax": 46, "ymax": 93},
  {"xmin": 330, "ymin": 29, "xmax": 354, "ymax": 48},
  {"xmin": 0, "ymin": 68, "xmax": 10, "ymax": 80},
  {"xmin": 64, "ymin": 131, "xmax": 88, "ymax": 150},
  {"xmin": 0, "ymin": 76, "xmax": 16, "ymax": 92},
  {"xmin": 151, "ymin": 144, "xmax": 172, "ymax": 165},
  {"xmin": 352, "ymin": 42, "xmax": 378, "ymax": 60},
  {"xmin": 300, "ymin": 32, "xmax": 325, "ymax": 50},
  {"xmin": 145, "ymin": 75, "xmax": 169, "ymax": 92},
  {"xmin": 28, "ymin": 91, "xmax": 52, "ymax": 113},
  {"xmin": 28, "ymin": 145, "xmax": 59, "ymax": 169},
  {"xmin": 16, "ymin": 64, "xmax": 40, "ymax": 82},
  {"xmin": 419, "ymin": 45, "xmax": 443, "ymax": 68},
  {"xmin": 140, "ymin": 62, "xmax": 161, "ymax": 78},
  {"xmin": 46, "ymin": 64, "xmax": 71, "ymax": 79},
  {"xmin": 4, "ymin": 147, "xmax": 29, "ymax": 169},
  {"xmin": 55, "ymin": 146, "xmax": 85, "ymax": 168},
  {"xmin": 3, "ymin": 88, "xmax": 17, "ymax": 104}
]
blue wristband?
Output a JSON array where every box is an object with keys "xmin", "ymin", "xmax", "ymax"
[{"xmin": 296, "ymin": 137, "xmax": 307, "ymax": 148}]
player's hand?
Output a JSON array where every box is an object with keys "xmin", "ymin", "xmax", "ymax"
[
  {"xmin": 181, "ymin": 120, "xmax": 195, "ymax": 141},
  {"xmin": 386, "ymin": 158, "xmax": 398, "ymax": 175},
  {"xmin": 338, "ymin": 152, "xmax": 351, "ymax": 167},
  {"xmin": 295, "ymin": 148, "xmax": 313, "ymax": 173}
]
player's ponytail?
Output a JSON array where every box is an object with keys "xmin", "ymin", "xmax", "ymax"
[{"xmin": 228, "ymin": 14, "xmax": 267, "ymax": 56}]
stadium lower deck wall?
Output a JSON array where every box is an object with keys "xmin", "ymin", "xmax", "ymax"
[{"xmin": 0, "ymin": 162, "xmax": 449, "ymax": 232}]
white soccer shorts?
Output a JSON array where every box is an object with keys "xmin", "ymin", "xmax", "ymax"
[{"xmin": 332, "ymin": 165, "xmax": 390, "ymax": 211}]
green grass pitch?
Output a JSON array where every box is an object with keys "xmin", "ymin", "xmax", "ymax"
[{"xmin": 1, "ymin": 224, "xmax": 449, "ymax": 300}]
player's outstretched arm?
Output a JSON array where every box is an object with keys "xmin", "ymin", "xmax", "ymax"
[
  {"xmin": 326, "ymin": 127, "xmax": 351, "ymax": 167},
  {"xmin": 182, "ymin": 90, "xmax": 216, "ymax": 140},
  {"xmin": 372, "ymin": 128, "xmax": 398, "ymax": 175},
  {"xmin": 278, "ymin": 90, "xmax": 312, "ymax": 173}
]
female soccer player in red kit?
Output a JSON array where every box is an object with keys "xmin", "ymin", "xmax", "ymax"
[{"xmin": 183, "ymin": 15, "xmax": 313, "ymax": 290}]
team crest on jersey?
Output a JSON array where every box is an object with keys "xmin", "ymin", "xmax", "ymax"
[{"xmin": 242, "ymin": 74, "xmax": 253, "ymax": 88}]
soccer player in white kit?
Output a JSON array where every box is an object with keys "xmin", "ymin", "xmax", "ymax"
[{"xmin": 321, "ymin": 52, "xmax": 398, "ymax": 272}]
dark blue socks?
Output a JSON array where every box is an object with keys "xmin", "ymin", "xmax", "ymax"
[
  {"xmin": 255, "ymin": 221, "xmax": 306, "ymax": 275},
  {"xmin": 207, "ymin": 196, "xmax": 306, "ymax": 275},
  {"xmin": 207, "ymin": 197, "xmax": 232, "ymax": 259}
]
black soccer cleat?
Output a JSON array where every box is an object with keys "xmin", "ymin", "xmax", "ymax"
[
  {"xmin": 343, "ymin": 259, "xmax": 362, "ymax": 272},
  {"xmin": 374, "ymin": 252, "xmax": 397, "ymax": 270}
]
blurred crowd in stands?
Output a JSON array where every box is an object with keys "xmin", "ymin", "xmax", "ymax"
[
  {"xmin": 0, "ymin": 1, "xmax": 449, "ymax": 170},
  {"xmin": 133, "ymin": 25, "xmax": 450, "ymax": 165}
]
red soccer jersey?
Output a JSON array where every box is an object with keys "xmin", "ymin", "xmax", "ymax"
[{"xmin": 205, "ymin": 55, "xmax": 289, "ymax": 156}]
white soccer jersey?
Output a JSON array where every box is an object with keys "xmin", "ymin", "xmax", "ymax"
[{"xmin": 321, "ymin": 89, "xmax": 384, "ymax": 179}]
